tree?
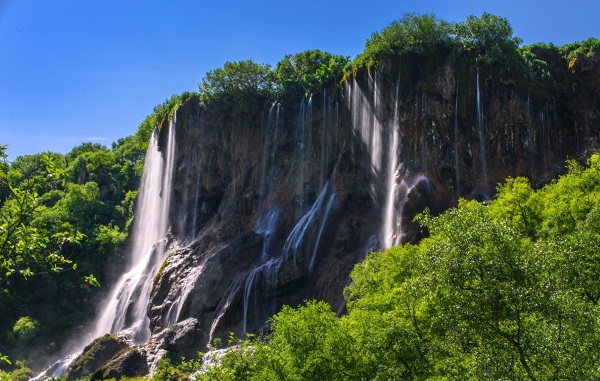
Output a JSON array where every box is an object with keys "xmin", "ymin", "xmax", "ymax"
[
  {"xmin": 199, "ymin": 60, "xmax": 275, "ymax": 111},
  {"xmin": 454, "ymin": 13, "xmax": 523, "ymax": 65},
  {"xmin": 0, "ymin": 145, "xmax": 82, "ymax": 281},
  {"xmin": 353, "ymin": 13, "xmax": 453, "ymax": 69},
  {"xmin": 274, "ymin": 50, "xmax": 349, "ymax": 98}
]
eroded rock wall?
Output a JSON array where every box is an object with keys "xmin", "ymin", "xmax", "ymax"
[{"xmin": 78, "ymin": 51, "xmax": 600, "ymax": 377}]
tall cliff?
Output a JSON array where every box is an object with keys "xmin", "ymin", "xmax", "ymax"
[
  {"xmin": 153, "ymin": 49, "xmax": 599, "ymax": 349},
  {"xmin": 61, "ymin": 49, "xmax": 600, "ymax": 377}
]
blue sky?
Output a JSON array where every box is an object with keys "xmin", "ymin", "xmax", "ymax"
[{"xmin": 1, "ymin": 0, "xmax": 598, "ymax": 159}]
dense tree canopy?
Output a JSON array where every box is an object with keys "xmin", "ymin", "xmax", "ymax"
[{"xmin": 273, "ymin": 50, "xmax": 349, "ymax": 98}]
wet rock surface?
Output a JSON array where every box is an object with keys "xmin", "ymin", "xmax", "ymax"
[{"xmin": 63, "ymin": 334, "xmax": 129, "ymax": 381}]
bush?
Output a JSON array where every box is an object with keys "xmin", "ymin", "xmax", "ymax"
[
  {"xmin": 12, "ymin": 317, "xmax": 39, "ymax": 342},
  {"xmin": 274, "ymin": 50, "xmax": 349, "ymax": 98},
  {"xmin": 199, "ymin": 60, "xmax": 275, "ymax": 111},
  {"xmin": 454, "ymin": 13, "xmax": 523, "ymax": 65},
  {"xmin": 352, "ymin": 13, "xmax": 453, "ymax": 69}
]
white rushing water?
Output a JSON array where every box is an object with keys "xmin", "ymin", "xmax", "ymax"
[
  {"xmin": 32, "ymin": 112, "xmax": 178, "ymax": 380},
  {"xmin": 454, "ymin": 74, "xmax": 461, "ymax": 198},
  {"xmin": 91, "ymin": 112, "xmax": 177, "ymax": 343},
  {"xmin": 476, "ymin": 58, "xmax": 488, "ymax": 180},
  {"xmin": 382, "ymin": 77, "xmax": 401, "ymax": 249}
]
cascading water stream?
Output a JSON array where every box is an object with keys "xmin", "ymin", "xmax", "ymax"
[
  {"xmin": 454, "ymin": 74, "xmax": 461, "ymax": 197},
  {"xmin": 320, "ymin": 89, "xmax": 328, "ymax": 187},
  {"xmin": 309, "ymin": 193, "xmax": 339, "ymax": 273},
  {"xmin": 282, "ymin": 180, "xmax": 331, "ymax": 266},
  {"xmin": 33, "ymin": 112, "xmax": 178, "ymax": 380},
  {"xmin": 382, "ymin": 77, "xmax": 401, "ymax": 249},
  {"xmin": 540, "ymin": 102, "xmax": 549, "ymax": 172},
  {"xmin": 259, "ymin": 102, "xmax": 278, "ymax": 204},
  {"xmin": 476, "ymin": 59, "xmax": 488, "ymax": 180},
  {"xmin": 92, "ymin": 113, "xmax": 177, "ymax": 343},
  {"xmin": 298, "ymin": 100, "xmax": 307, "ymax": 212},
  {"xmin": 241, "ymin": 257, "xmax": 278, "ymax": 336}
]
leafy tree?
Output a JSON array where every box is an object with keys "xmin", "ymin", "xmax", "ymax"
[
  {"xmin": 11, "ymin": 317, "xmax": 39, "ymax": 342},
  {"xmin": 0, "ymin": 146, "xmax": 82, "ymax": 281},
  {"xmin": 454, "ymin": 13, "xmax": 523, "ymax": 65},
  {"xmin": 274, "ymin": 50, "xmax": 349, "ymax": 98},
  {"xmin": 199, "ymin": 60, "xmax": 275, "ymax": 111},
  {"xmin": 352, "ymin": 13, "xmax": 453, "ymax": 69},
  {"xmin": 560, "ymin": 37, "xmax": 600, "ymax": 66},
  {"xmin": 198, "ymin": 301, "xmax": 361, "ymax": 381}
]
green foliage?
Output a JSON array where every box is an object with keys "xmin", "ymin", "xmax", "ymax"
[
  {"xmin": 0, "ymin": 361, "xmax": 31, "ymax": 381},
  {"xmin": 518, "ymin": 43, "xmax": 559, "ymax": 82},
  {"xmin": 560, "ymin": 37, "xmax": 600, "ymax": 62},
  {"xmin": 12, "ymin": 317, "xmax": 39, "ymax": 342},
  {"xmin": 199, "ymin": 60, "xmax": 275, "ymax": 111},
  {"xmin": 151, "ymin": 353, "xmax": 201, "ymax": 381},
  {"xmin": 274, "ymin": 50, "xmax": 349, "ymax": 98},
  {"xmin": 353, "ymin": 13, "xmax": 453, "ymax": 69},
  {"xmin": 350, "ymin": 12, "xmax": 531, "ymax": 77},
  {"xmin": 454, "ymin": 13, "xmax": 523, "ymax": 65},
  {"xmin": 0, "ymin": 146, "xmax": 82, "ymax": 281},
  {"xmin": 199, "ymin": 301, "xmax": 362, "ymax": 381}
]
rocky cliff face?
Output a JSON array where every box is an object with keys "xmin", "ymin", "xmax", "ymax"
[{"xmin": 67, "ymin": 50, "xmax": 600, "ymax": 377}]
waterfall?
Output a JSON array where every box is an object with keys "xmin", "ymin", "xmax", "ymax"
[
  {"xmin": 382, "ymin": 77, "xmax": 401, "ymax": 249},
  {"xmin": 259, "ymin": 102, "xmax": 278, "ymax": 204},
  {"xmin": 254, "ymin": 207, "xmax": 281, "ymax": 259},
  {"xmin": 298, "ymin": 100, "xmax": 307, "ymax": 212},
  {"xmin": 540, "ymin": 102, "xmax": 549, "ymax": 172},
  {"xmin": 241, "ymin": 257, "xmax": 278, "ymax": 336},
  {"xmin": 320, "ymin": 89, "xmax": 328, "ymax": 187},
  {"xmin": 91, "ymin": 111, "xmax": 177, "ymax": 343},
  {"xmin": 454, "ymin": 74, "xmax": 461, "ymax": 197},
  {"xmin": 241, "ymin": 180, "xmax": 340, "ymax": 335},
  {"xmin": 347, "ymin": 74, "xmax": 383, "ymax": 175},
  {"xmin": 33, "ymin": 111, "xmax": 178, "ymax": 380},
  {"xmin": 283, "ymin": 181, "xmax": 331, "ymax": 266},
  {"xmin": 476, "ymin": 59, "xmax": 488, "ymax": 180},
  {"xmin": 270, "ymin": 104, "xmax": 282, "ymax": 188},
  {"xmin": 420, "ymin": 91, "xmax": 428, "ymax": 169},
  {"xmin": 308, "ymin": 193, "xmax": 339, "ymax": 273}
]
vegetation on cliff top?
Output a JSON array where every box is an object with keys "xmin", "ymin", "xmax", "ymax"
[
  {"xmin": 190, "ymin": 13, "xmax": 599, "ymax": 111},
  {"xmin": 196, "ymin": 50, "xmax": 349, "ymax": 111}
]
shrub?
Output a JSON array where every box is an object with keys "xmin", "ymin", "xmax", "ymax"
[
  {"xmin": 274, "ymin": 50, "xmax": 349, "ymax": 98},
  {"xmin": 12, "ymin": 317, "xmax": 39, "ymax": 342}
]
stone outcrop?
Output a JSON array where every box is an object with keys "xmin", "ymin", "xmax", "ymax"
[{"xmin": 63, "ymin": 334, "xmax": 129, "ymax": 381}]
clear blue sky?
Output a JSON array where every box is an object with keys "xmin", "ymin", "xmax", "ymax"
[{"xmin": 1, "ymin": 0, "xmax": 598, "ymax": 159}]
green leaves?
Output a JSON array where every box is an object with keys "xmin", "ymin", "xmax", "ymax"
[
  {"xmin": 454, "ymin": 13, "xmax": 522, "ymax": 65},
  {"xmin": 199, "ymin": 60, "xmax": 274, "ymax": 111},
  {"xmin": 198, "ymin": 53, "xmax": 349, "ymax": 106},
  {"xmin": 345, "ymin": 154, "xmax": 600, "ymax": 379},
  {"xmin": 354, "ymin": 13, "xmax": 453, "ymax": 69},
  {"xmin": 274, "ymin": 50, "xmax": 349, "ymax": 98}
]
